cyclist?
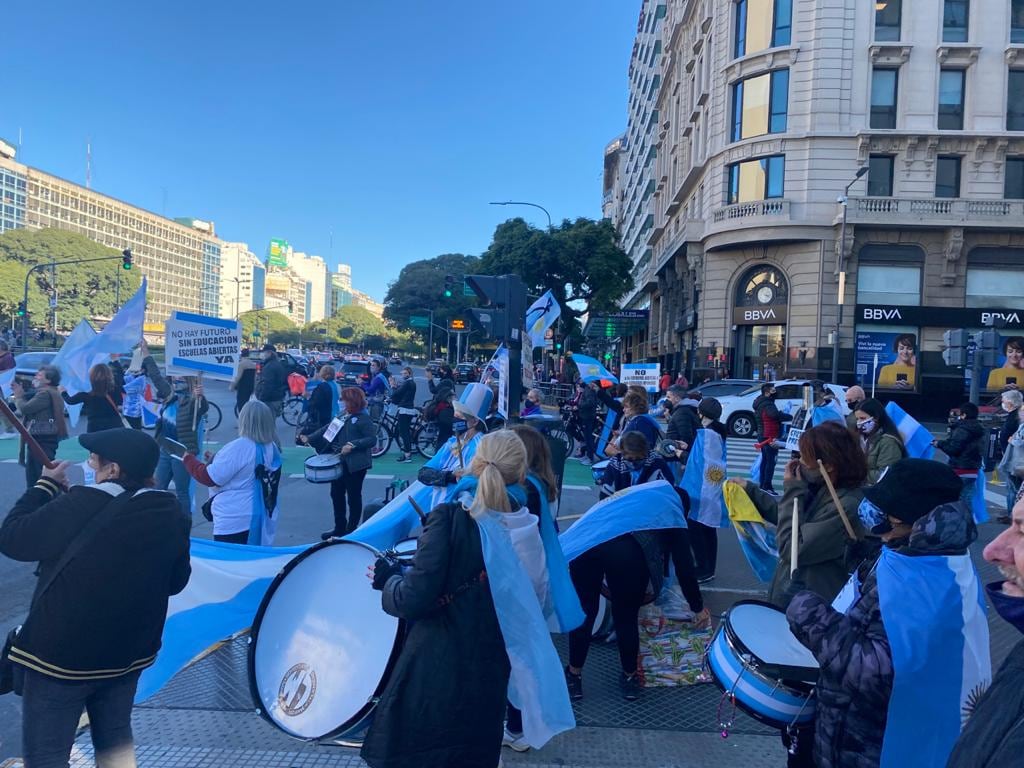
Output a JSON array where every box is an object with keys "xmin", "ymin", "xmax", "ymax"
[{"xmin": 391, "ymin": 366, "xmax": 417, "ymax": 463}]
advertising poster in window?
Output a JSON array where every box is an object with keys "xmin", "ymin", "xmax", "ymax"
[
  {"xmin": 855, "ymin": 327, "xmax": 919, "ymax": 393},
  {"xmin": 965, "ymin": 333, "xmax": 1024, "ymax": 394}
]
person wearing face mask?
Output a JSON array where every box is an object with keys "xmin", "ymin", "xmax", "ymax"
[
  {"xmin": 853, "ymin": 398, "xmax": 906, "ymax": 485},
  {"xmin": 390, "ymin": 366, "xmax": 418, "ymax": 463},
  {"xmin": 948, "ymin": 484, "xmax": 1024, "ymax": 767},
  {"xmin": 664, "ymin": 385, "xmax": 701, "ymax": 466},
  {"xmin": 255, "ymin": 344, "xmax": 287, "ymax": 418},
  {"xmin": 305, "ymin": 365, "xmax": 341, "ymax": 435},
  {"xmin": 934, "ymin": 401, "xmax": 986, "ymax": 506},
  {"xmin": 521, "ymin": 388, "xmax": 543, "ymax": 417},
  {"xmin": 996, "ymin": 389, "xmax": 1023, "ymax": 524},
  {"xmin": 11, "ymin": 366, "xmax": 68, "ymax": 488},
  {"xmin": 786, "ymin": 459, "xmax": 984, "ymax": 768},
  {"xmin": 843, "ymin": 385, "xmax": 866, "ymax": 431},
  {"xmin": 362, "ymin": 358, "xmax": 392, "ymax": 421},
  {"xmin": 753, "ymin": 383, "xmax": 792, "ymax": 493},
  {"xmin": 417, "ymin": 384, "xmax": 491, "ymax": 508}
]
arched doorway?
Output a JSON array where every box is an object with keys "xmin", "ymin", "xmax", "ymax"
[{"xmin": 733, "ymin": 265, "xmax": 789, "ymax": 379}]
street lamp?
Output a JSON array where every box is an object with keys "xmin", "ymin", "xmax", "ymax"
[
  {"xmin": 831, "ymin": 165, "xmax": 869, "ymax": 384},
  {"xmin": 489, "ymin": 200, "xmax": 552, "ymax": 229}
]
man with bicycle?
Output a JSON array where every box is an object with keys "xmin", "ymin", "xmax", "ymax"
[
  {"xmin": 390, "ymin": 366, "xmax": 417, "ymax": 463},
  {"xmin": 256, "ymin": 344, "xmax": 287, "ymax": 418}
]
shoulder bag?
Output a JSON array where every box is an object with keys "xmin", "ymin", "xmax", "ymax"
[
  {"xmin": 0, "ymin": 489, "xmax": 131, "ymax": 695},
  {"xmin": 106, "ymin": 394, "xmax": 132, "ymax": 429},
  {"xmin": 25, "ymin": 389, "xmax": 62, "ymax": 437}
]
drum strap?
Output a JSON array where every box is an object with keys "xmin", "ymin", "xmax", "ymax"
[{"xmin": 436, "ymin": 570, "xmax": 487, "ymax": 607}]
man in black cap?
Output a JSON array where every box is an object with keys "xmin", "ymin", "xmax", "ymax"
[
  {"xmin": 0, "ymin": 428, "xmax": 191, "ymax": 768},
  {"xmin": 256, "ymin": 343, "xmax": 287, "ymax": 418}
]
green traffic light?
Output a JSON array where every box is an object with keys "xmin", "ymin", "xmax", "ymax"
[
  {"xmin": 123, "ymin": 263, "xmax": 131, "ymax": 270},
  {"xmin": 444, "ymin": 289, "xmax": 453, "ymax": 298}
]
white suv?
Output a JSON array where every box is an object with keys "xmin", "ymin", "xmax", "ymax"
[{"xmin": 716, "ymin": 380, "xmax": 849, "ymax": 438}]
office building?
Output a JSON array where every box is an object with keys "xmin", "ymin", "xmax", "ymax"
[
  {"xmin": 287, "ymin": 250, "xmax": 329, "ymax": 323},
  {"xmin": 607, "ymin": 0, "xmax": 1024, "ymax": 415},
  {"xmin": 265, "ymin": 266, "xmax": 307, "ymax": 326},
  {"xmin": 219, "ymin": 242, "xmax": 266, "ymax": 317}
]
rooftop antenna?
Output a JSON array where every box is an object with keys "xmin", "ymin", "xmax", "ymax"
[{"xmin": 86, "ymin": 138, "xmax": 92, "ymax": 189}]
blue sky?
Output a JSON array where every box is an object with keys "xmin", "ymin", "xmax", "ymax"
[{"xmin": 0, "ymin": 1, "xmax": 638, "ymax": 302}]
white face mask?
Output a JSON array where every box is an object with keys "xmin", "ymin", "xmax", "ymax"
[{"xmin": 701, "ymin": 416, "xmax": 713, "ymax": 426}]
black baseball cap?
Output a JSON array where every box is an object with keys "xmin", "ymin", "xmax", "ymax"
[{"xmin": 79, "ymin": 428, "xmax": 160, "ymax": 480}]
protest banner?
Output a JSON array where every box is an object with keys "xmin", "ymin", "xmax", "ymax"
[
  {"xmin": 165, "ymin": 311, "xmax": 242, "ymax": 381},
  {"xmin": 620, "ymin": 362, "xmax": 660, "ymax": 393}
]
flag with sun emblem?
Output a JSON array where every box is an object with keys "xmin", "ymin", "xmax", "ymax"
[{"xmin": 679, "ymin": 429, "xmax": 730, "ymax": 528}]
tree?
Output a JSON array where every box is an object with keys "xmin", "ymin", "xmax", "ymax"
[
  {"xmin": 305, "ymin": 305, "xmax": 386, "ymax": 346},
  {"xmin": 239, "ymin": 309, "xmax": 295, "ymax": 345},
  {"xmin": 0, "ymin": 228, "xmax": 142, "ymax": 330},
  {"xmin": 478, "ymin": 217, "xmax": 633, "ymax": 336},
  {"xmin": 383, "ymin": 253, "xmax": 482, "ymax": 339}
]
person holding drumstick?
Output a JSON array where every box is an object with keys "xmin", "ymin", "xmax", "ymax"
[{"xmin": 300, "ymin": 386, "xmax": 376, "ymax": 539}]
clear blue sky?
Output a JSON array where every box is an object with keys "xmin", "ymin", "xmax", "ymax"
[{"xmin": 0, "ymin": 1, "xmax": 638, "ymax": 302}]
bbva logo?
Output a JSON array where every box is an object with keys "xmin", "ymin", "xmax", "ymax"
[
  {"xmin": 862, "ymin": 308, "xmax": 902, "ymax": 321},
  {"xmin": 743, "ymin": 309, "xmax": 777, "ymax": 321},
  {"xmin": 982, "ymin": 311, "xmax": 1021, "ymax": 324}
]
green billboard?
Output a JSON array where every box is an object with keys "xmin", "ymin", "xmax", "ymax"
[{"xmin": 268, "ymin": 239, "xmax": 289, "ymax": 267}]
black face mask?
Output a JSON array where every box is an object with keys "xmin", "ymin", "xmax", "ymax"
[
  {"xmin": 987, "ymin": 582, "xmax": 1024, "ymax": 634},
  {"xmin": 453, "ymin": 419, "xmax": 468, "ymax": 435}
]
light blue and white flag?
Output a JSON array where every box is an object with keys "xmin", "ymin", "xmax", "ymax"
[
  {"xmin": 51, "ymin": 319, "xmax": 99, "ymax": 426},
  {"xmin": 559, "ymin": 480, "xmax": 686, "ymax": 563},
  {"xmin": 0, "ymin": 367, "xmax": 15, "ymax": 398},
  {"xmin": 885, "ymin": 401, "xmax": 935, "ymax": 460},
  {"xmin": 94, "ymin": 277, "xmax": 147, "ymax": 354},
  {"xmin": 135, "ymin": 539, "xmax": 308, "ymax": 703},
  {"xmin": 876, "ymin": 547, "xmax": 991, "ymax": 767},
  {"xmin": 570, "ymin": 354, "xmax": 618, "ymax": 384},
  {"xmin": 247, "ymin": 442, "xmax": 282, "ymax": 546},
  {"xmin": 525, "ymin": 290, "xmax": 561, "ymax": 348},
  {"xmin": 679, "ymin": 429, "xmax": 730, "ymax": 528},
  {"xmin": 962, "ymin": 471, "xmax": 989, "ymax": 525},
  {"xmin": 526, "ymin": 475, "xmax": 585, "ymax": 633},
  {"xmin": 811, "ymin": 398, "xmax": 845, "ymax": 427}
]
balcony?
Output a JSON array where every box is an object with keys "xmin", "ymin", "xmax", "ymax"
[
  {"xmin": 711, "ymin": 198, "xmax": 790, "ymax": 224},
  {"xmin": 844, "ymin": 197, "xmax": 1024, "ymax": 228}
]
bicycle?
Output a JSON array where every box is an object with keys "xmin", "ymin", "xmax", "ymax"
[
  {"xmin": 143, "ymin": 399, "xmax": 221, "ymax": 432},
  {"xmin": 281, "ymin": 396, "xmax": 307, "ymax": 427},
  {"xmin": 371, "ymin": 400, "xmax": 439, "ymax": 459}
]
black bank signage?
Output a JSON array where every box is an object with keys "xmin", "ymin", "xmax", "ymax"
[
  {"xmin": 856, "ymin": 305, "xmax": 1024, "ymax": 330},
  {"xmin": 732, "ymin": 305, "xmax": 788, "ymax": 325}
]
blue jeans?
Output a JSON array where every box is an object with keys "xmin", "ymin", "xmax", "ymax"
[
  {"xmin": 959, "ymin": 478, "xmax": 976, "ymax": 507},
  {"xmin": 20, "ymin": 667, "xmax": 141, "ymax": 768},
  {"xmin": 155, "ymin": 449, "xmax": 193, "ymax": 519}
]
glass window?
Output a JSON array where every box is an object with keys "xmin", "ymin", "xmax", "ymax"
[
  {"xmin": 1014, "ymin": 0, "xmax": 1024, "ymax": 43},
  {"xmin": 1009, "ymin": 71, "xmax": 1024, "ymax": 131},
  {"xmin": 730, "ymin": 70, "xmax": 789, "ymax": 141},
  {"xmin": 868, "ymin": 155, "xmax": 895, "ymax": 196},
  {"xmin": 943, "ymin": 0, "xmax": 969, "ymax": 42},
  {"xmin": 871, "ymin": 69, "xmax": 898, "ymax": 129},
  {"xmin": 734, "ymin": 0, "xmax": 792, "ymax": 58},
  {"xmin": 966, "ymin": 267, "xmax": 1024, "ymax": 307},
  {"xmin": 857, "ymin": 265, "xmax": 922, "ymax": 305},
  {"xmin": 1005, "ymin": 158, "xmax": 1024, "ymax": 199},
  {"xmin": 728, "ymin": 155, "xmax": 785, "ymax": 204},
  {"xmin": 875, "ymin": 0, "xmax": 902, "ymax": 41},
  {"xmin": 938, "ymin": 69, "xmax": 965, "ymax": 130},
  {"xmin": 936, "ymin": 155, "xmax": 962, "ymax": 198}
]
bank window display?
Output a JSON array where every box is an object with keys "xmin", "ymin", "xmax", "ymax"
[
  {"xmin": 856, "ymin": 264, "xmax": 921, "ymax": 306},
  {"xmin": 1006, "ymin": 158, "xmax": 1024, "ymax": 199},
  {"xmin": 730, "ymin": 70, "xmax": 790, "ymax": 141},
  {"xmin": 855, "ymin": 265, "xmax": 921, "ymax": 392},
  {"xmin": 1009, "ymin": 71, "xmax": 1024, "ymax": 132},
  {"xmin": 966, "ymin": 267, "xmax": 1024, "ymax": 309},
  {"xmin": 734, "ymin": 0, "xmax": 792, "ymax": 59},
  {"xmin": 870, "ymin": 69, "xmax": 899, "ymax": 129},
  {"xmin": 868, "ymin": 155, "xmax": 895, "ymax": 196},
  {"xmin": 734, "ymin": 265, "xmax": 789, "ymax": 379},
  {"xmin": 727, "ymin": 155, "xmax": 785, "ymax": 204},
  {"xmin": 875, "ymin": 0, "xmax": 902, "ymax": 41}
]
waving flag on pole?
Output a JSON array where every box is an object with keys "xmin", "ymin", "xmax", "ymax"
[
  {"xmin": 679, "ymin": 429, "xmax": 730, "ymax": 528},
  {"xmin": 876, "ymin": 547, "xmax": 990, "ymax": 767},
  {"xmin": 570, "ymin": 354, "xmax": 618, "ymax": 384},
  {"xmin": 51, "ymin": 319, "xmax": 99, "ymax": 427},
  {"xmin": 885, "ymin": 401, "xmax": 936, "ymax": 460},
  {"xmin": 525, "ymin": 290, "xmax": 561, "ymax": 347}
]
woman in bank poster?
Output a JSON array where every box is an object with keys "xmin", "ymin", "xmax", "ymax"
[
  {"xmin": 875, "ymin": 332, "xmax": 917, "ymax": 390},
  {"xmin": 985, "ymin": 336, "xmax": 1024, "ymax": 391}
]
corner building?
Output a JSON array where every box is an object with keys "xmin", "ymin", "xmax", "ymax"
[{"xmin": 609, "ymin": 0, "xmax": 1024, "ymax": 415}]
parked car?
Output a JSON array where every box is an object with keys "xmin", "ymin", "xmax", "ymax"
[
  {"xmin": 389, "ymin": 355, "xmax": 403, "ymax": 366},
  {"xmin": 338, "ymin": 359, "xmax": 372, "ymax": 387},
  {"xmin": 717, "ymin": 379, "xmax": 849, "ymax": 438},
  {"xmin": 455, "ymin": 362, "xmax": 480, "ymax": 383},
  {"xmin": 426, "ymin": 359, "xmax": 445, "ymax": 375},
  {"xmin": 692, "ymin": 378, "xmax": 760, "ymax": 399},
  {"xmin": 14, "ymin": 350, "xmax": 58, "ymax": 379}
]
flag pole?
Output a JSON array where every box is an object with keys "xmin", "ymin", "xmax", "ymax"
[{"xmin": 790, "ymin": 499, "xmax": 799, "ymax": 577}]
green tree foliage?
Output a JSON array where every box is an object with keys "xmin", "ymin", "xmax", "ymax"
[
  {"xmin": 479, "ymin": 217, "xmax": 633, "ymax": 335},
  {"xmin": 383, "ymin": 253, "xmax": 482, "ymax": 339},
  {"xmin": 304, "ymin": 305, "xmax": 386, "ymax": 345},
  {"xmin": 0, "ymin": 228, "xmax": 142, "ymax": 329},
  {"xmin": 239, "ymin": 309, "xmax": 295, "ymax": 345}
]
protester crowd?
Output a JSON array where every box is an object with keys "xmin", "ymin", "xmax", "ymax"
[{"xmin": 1, "ymin": 339, "xmax": 1022, "ymax": 768}]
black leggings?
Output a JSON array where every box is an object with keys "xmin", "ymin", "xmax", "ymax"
[
  {"xmin": 397, "ymin": 413, "xmax": 413, "ymax": 454},
  {"xmin": 664, "ymin": 528, "xmax": 704, "ymax": 613},
  {"xmin": 568, "ymin": 535, "xmax": 649, "ymax": 674},
  {"xmin": 689, "ymin": 521, "xmax": 718, "ymax": 579},
  {"xmin": 330, "ymin": 468, "xmax": 368, "ymax": 535}
]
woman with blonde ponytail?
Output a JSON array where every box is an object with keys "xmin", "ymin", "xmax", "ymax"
[{"xmin": 363, "ymin": 430, "xmax": 570, "ymax": 768}]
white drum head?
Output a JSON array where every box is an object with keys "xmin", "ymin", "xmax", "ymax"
[
  {"xmin": 250, "ymin": 541, "xmax": 401, "ymax": 739},
  {"xmin": 728, "ymin": 602, "xmax": 819, "ymax": 670},
  {"xmin": 392, "ymin": 537, "xmax": 418, "ymax": 559}
]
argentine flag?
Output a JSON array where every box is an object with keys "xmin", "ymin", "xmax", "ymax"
[
  {"xmin": 811, "ymin": 397, "xmax": 846, "ymax": 426},
  {"xmin": 525, "ymin": 290, "xmax": 561, "ymax": 348},
  {"xmin": 884, "ymin": 401, "xmax": 935, "ymax": 460},
  {"xmin": 877, "ymin": 547, "xmax": 991, "ymax": 767},
  {"xmin": 570, "ymin": 354, "xmax": 618, "ymax": 384},
  {"xmin": 679, "ymin": 429, "xmax": 730, "ymax": 528}
]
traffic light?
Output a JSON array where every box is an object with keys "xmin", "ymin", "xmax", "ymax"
[
  {"xmin": 555, "ymin": 341, "xmax": 562, "ymax": 351},
  {"xmin": 287, "ymin": 300, "xmax": 294, "ymax": 313},
  {"xmin": 16, "ymin": 301, "xmax": 25, "ymax": 317},
  {"xmin": 121, "ymin": 249, "xmax": 132, "ymax": 270},
  {"xmin": 443, "ymin": 274, "xmax": 456, "ymax": 298},
  {"xmin": 942, "ymin": 329, "xmax": 968, "ymax": 367},
  {"xmin": 972, "ymin": 329, "xmax": 1000, "ymax": 367},
  {"xmin": 604, "ymin": 352, "xmax": 612, "ymax": 361}
]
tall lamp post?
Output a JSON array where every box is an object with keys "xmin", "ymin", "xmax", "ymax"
[
  {"xmin": 831, "ymin": 165, "xmax": 869, "ymax": 384},
  {"xmin": 488, "ymin": 200, "xmax": 552, "ymax": 229}
]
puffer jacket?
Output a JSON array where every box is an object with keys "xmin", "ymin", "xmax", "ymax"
[
  {"xmin": 937, "ymin": 418, "xmax": 985, "ymax": 472},
  {"xmin": 786, "ymin": 502, "xmax": 976, "ymax": 768},
  {"xmin": 862, "ymin": 431, "xmax": 905, "ymax": 485}
]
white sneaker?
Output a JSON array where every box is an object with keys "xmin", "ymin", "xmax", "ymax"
[{"xmin": 502, "ymin": 727, "xmax": 530, "ymax": 752}]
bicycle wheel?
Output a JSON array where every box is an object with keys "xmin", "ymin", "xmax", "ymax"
[
  {"xmin": 205, "ymin": 401, "xmax": 222, "ymax": 432},
  {"xmin": 282, "ymin": 397, "xmax": 304, "ymax": 427},
  {"xmin": 371, "ymin": 421, "xmax": 393, "ymax": 459},
  {"xmin": 548, "ymin": 426, "xmax": 574, "ymax": 458},
  {"xmin": 414, "ymin": 423, "xmax": 439, "ymax": 458}
]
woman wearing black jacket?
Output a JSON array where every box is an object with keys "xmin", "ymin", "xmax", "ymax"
[
  {"xmin": 305, "ymin": 365, "xmax": 340, "ymax": 434},
  {"xmin": 300, "ymin": 386, "xmax": 377, "ymax": 538},
  {"xmin": 60, "ymin": 363, "xmax": 125, "ymax": 433},
  {"xmin": 0, "ymin": 428, "xmax": 191, "ymax": 768},
  {"xmin": 390, "ymin": 366, "xmax": 418, "ymax": 463}
]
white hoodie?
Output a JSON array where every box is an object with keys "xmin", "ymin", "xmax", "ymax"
[{"xmin": 499, "ymin": 506, "xmax": 552, "ymax": 617}]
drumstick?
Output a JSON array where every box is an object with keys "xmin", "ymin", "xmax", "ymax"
[
  {"xmin": 790, "ymin": 498, "xmax": 799, "ymax": 577},
  {"xmin": 0, "ymin": 398, "xmax": 58, "ymax": 470},
  {"xmin": 408, "ymin": 496, "xmax": 428, "ymax": 525},
  {"xmin": 817, "ymin": 459, "xmax": 858, "ymax": 540},
  {"xmin": 192, "ymin": 373, "xmax": 203, "ymax": 432}
]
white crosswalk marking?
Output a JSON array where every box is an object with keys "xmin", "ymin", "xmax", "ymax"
[{"xmin": 726, "ymin": 438, "xmax": 785, "ymax": 489}]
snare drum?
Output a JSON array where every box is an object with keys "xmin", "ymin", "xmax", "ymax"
[
  {"xmin": 705, "ymin": 600, "xmax": 818, "ymax": 730},
  {"xmin": 304, "ymin": 453, "xmax": 342, "ymax": 484},
  {"xmin": 590, "ymin": 458, "xmax": 609, "ymax": 485},
  {"xmin": 390, "ymin": 537, "xmax": 418, "ymax": 566},
  {"xmin": 248, "ymin": 539, "xmax": 404, "ymax": 741}
]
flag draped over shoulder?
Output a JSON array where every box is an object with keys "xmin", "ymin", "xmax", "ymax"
[
  {"xmin": 876, "ymin": 548, "xmax": 991, "ymax": 768},
  {"xmin": 723, "ymin": 481, "xmax": 778, "ymax": 582},
  {"xmin": 559, "ymin": 480, "xmax": 685, "ymax": 563},
  {"xmin": 570, "ymin": 354, "xmax": 618, "ymax": 384},
  {"xmin": 525, "ymin": 475, "xmax": 585, "ymax": 633},
  {"xmin": 811, "ymin": 398, "xmax": 846, "ymax": 427},
  {"xmin": 884, "ymin": 401, "xmax": 935, "ymax": 460},
  {"xmin": 679, "ymin": 429, "xmax": 730, "ymax": 528},
  {"xmin": 525, "ymin": 290, "xmax": 561, "ymax": 348}
]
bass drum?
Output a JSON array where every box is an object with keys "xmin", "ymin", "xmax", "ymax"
[{"xmin": 248, "ymin": 539, "xmax": 403, "ymax": 742}]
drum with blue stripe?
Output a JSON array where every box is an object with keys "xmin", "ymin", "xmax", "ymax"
[{"xmin": 705, "ymin": 600, "xmax": 818, "ymax": 730}]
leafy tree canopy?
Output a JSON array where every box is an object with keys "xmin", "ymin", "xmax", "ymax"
[
  {"xmin": 0, "ymin": 228, "xmax": 142, "ymax": 329},
  {"xmin": 239, "ymin": 309, "xmax": 295, "ymax": 346},
  {"xmin": 383, "ymin": 253, "xmax": 482, "ymax": 339}
]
